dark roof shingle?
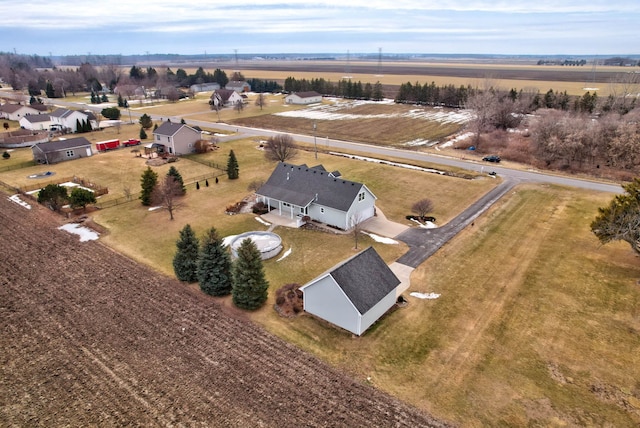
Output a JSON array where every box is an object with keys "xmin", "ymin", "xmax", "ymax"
[
  {"xmin": 329, "ymin": 247, "xmax": 400, "ymax": 314},
  {"xmin": 257, "ymin": 162, "xmax": 369, "ymax": 211}
]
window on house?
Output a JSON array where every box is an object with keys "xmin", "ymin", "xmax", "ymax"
[
  {"xmin": 300, "ymin": 207, "xmax": 307, "ymax": 215},
  {"xmin": 283, "ymin": 202, "xmax": 291, "ymax": 207},
  {"xmin": 320, "ymin": 207, "xmax": 324, "ymax": 213},
  {"xmin": 358, "ymin": 192, "xmax": 365, "ymax": 201},
  {"xmin": 65, "ymin": 150, "xmax": 74, "ymax": 157}
]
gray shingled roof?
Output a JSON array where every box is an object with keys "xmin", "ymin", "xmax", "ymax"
[
  {"xmin": 154, "ymin": 121, "xmax": 188, "ymax": 137},
  {"xmin": 22, "ymin": 114, "xmax": 51, "ymax": 123},
  {"xmin": 257, "ymin": 162, "xmax": 367, "ymax": 211},
  {"xmin": 33, "ymin": 137, "xmax": 91, "ymax": 153},
  {"xmin": 329, "ymin": 247, "xmax": 400, "ymax": 314}
]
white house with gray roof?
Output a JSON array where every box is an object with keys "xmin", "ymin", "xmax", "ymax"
[
  {"xmin": 300, "ymin": 247, "xmax": 400, "ymax": 336},
  {"xmin": 285, "ymin": 91, "xmax": 322, "ymax": 105},
  {"xmin": 19, "ymin": 114, "xmax": 54, "ymax": 131},
  {"xmin": 256, "ymin": 162, "xmax": 376, "ymax": 230},
  {"xmin": 49, "ymin": 108, "xmax": 97, "ymax": 133}
]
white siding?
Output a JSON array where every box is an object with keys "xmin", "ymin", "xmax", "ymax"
[
  {"xmin": 302, "ymin": 276, "xmax": 360, "ymax": 335},
  {"xmin": 358, "ymin": 290, "xmax": 397, "ymax": 335}
]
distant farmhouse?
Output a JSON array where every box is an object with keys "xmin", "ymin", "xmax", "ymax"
[
  {"xmin": 152, "ymin": 121, "xmax": 201, "ymax": 155},
  {"xmin": 285, "ymin": 91, "xmax": 322, "ymax": 105},
  {"xmin": 190, "ymin": 83, "xmax": 220, "ymax": 93},
  {"xmin": 226, "ymin": 81, "xmax": 251, "ymax": 93},
  {"xmin": 300, "ymin": 247, "xmax": 401, "ymax": 336},
  {"xmin": 210, "ymin": 89, "xmax": 244, "ymax": 107},
  {"xmin": 32, "ymin": 137, "xmax": 93, "ymax": 164},
  {"xmin": 256, "ymin": 162, "xmax": 376, "ymax": 230}
]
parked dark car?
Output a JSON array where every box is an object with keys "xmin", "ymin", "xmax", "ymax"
[{"xmin": 482, "ymin": 155, "xmax": 501, "ymax": 163}]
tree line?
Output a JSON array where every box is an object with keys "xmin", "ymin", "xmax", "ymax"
[{"xmin": 283, "ymin": 77, "xmax": 384, "ymax": 100}]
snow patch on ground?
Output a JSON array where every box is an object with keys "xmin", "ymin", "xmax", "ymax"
[
  {"xmin": 274, "ymin": 99, "xmax": 472, "ymax": 124},
  {"xmin": 148, "ymin": 206, "xmax": 162, "ymax": 211},
  {"xmin": 410, "ymin": 218, "xmax": 438, "ymax": 229},
  {"xmin": 58, "ymin": 223, "xmax": 99, "ymax": 242},
  {"xmin": 276, "ymin": 248, "xmax": 292, "ymax": 262},
  {"xmin": 330, "ymin": 152, "xmax": 446, "ymax": 175},
  {"xmin": 8, "ymin": 194, "xmax": 31, "ymax": 209},
  {"xmin": 438, "ymin": 131, "xmax": 474, "ymax": 149},
  {"xmin": 410, "ymin": 292, "xmax": 440, "ymax": 300},
  {"xmin": 255, "ymin": 216, "xmax": 271, "ymax": 226},
  {"xmin": 362, "ymin": 231, "xmax": 398, "ymax": 244}
]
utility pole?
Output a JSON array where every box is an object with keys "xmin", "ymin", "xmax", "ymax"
[{"xmin": 313, "ymin": 122, "xmax": 317, "ymax": 159}]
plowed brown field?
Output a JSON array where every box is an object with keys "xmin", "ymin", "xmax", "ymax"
[{"xmin": 0, "ymin": 196, "xmax": 450, "ymax": 427}]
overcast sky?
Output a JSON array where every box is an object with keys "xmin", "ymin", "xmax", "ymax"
[{"xmin": 3, "ymin": 1, "xmax": 638, "ymax": 57}]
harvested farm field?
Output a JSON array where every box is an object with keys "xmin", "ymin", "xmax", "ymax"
[{"xmin": 0, "ymin": 196, "xmax": 448, "ymax": 427}]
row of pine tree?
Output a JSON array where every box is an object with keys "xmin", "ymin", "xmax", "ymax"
[{"xmin": 173, "ymin": 225, "xmax": 269, "ymax": 310}]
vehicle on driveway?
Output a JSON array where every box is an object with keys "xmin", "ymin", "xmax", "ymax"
[
  {"xmin": 482, "ymin": 155, "xmax": 501, "ymax": 163},
  {"xmin": 123, "ymin": 138, "xmax": 141, "ymax": 147}
]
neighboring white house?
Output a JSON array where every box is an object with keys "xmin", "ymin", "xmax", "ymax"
[
  {"xmin": 152, "ymin": 121, "xmax": 201, "ymax": 155},
  {"xmin": 49, "ymin": 108, "xmax": 97, "ymax": 133},
  {"xmin": 0, "ymin": 104, "xmax": 42, "ymax": 121},
  {"xmin": 285, "ymin": 91, "xmax": 322, "ymax": 105},
  {"xmin": 19, "ymin": 114, "xmax": 54, "ymax": 131},
  {"xmin": 300, "ymin": 247, "xmax": 401, "ymax": 336},
  {"xmin": 256, "ymin": 162, "xmax": 376, "ymax": 230},
  {"xmin": 226, "ymin": 81, "xmax": 251, "ymax": 92},
  {"xmin": 210, "ymin": 89, "xmax": 244, "ymax": 107}
]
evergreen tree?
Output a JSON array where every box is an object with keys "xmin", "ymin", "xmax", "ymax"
[
  {"xmin": 197, "ymin": 227, "xmax": 233, "ymax": 296},
  {"xmin": 227, "ymin": 150, "xmax": 239, "ymax": 179},
  {"xmin": 166, "ymin": 166, "xmax": 186, "ymax": 195},
  {"xmin": 139, "ymin": 166, "xmax": 158, "ymax": 206},
  {"xmin": 37, "ymin": 184, "xmax": 68, "ymax": 212},
  {"xmin": 139, "ymin": 113, "xmax": 153, "ymax": 129},
  {"xmin": 140, "ymin": 127, "xmax": 148, "ymax": 140},
  {"xmin": 90, "ymin": 91, "xmax": 97, "ymax": 103},
  {"xmin": 45, "ymin": 81, "xmax": 55, "ymax": 98},
  {"xmin": 173, "ymin": 224, "xmax": 200, "ymax": 282},
  {"xmin": 232, "ymin": 238, "xmax": 269, "ymax": 310},
  {"xmin": 101, "ymin": 94, "xmax": 108, "ymax": 103},
  {"xmin": 117, "ymin": 93, "xmax": 124, "ymax": 107},
  {"xmin": 75, "ymin": 118, "xmax": 81, "ymax": 133}
]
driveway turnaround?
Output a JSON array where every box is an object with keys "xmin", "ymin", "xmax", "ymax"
[{"xmin": 395, "ymin": 177, "xmax": 518, "ymax": 268}]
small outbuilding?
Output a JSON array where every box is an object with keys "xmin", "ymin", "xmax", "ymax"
[
  {"xmin": 300, "ymin": 247, "xmax": 401, "ymax": 336},
  {"xmin": 32, "ymin": 137, "xmax": 93, "ymax": 164},
  {"xmin": 285, "ymin": 91, "xmax": 322, "ymax": 105}
]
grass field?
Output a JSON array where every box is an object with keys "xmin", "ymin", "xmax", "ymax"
[{"xmin": 258, "ymin": 184, "xmax": 640, "ymax": 426}]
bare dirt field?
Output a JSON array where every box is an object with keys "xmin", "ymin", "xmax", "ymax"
[{"xmin": 0, "ymin": 196, "xmax": 450, "ymax": 427}]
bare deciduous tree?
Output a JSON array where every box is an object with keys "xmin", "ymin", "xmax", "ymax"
[
  {"xmin": 152, "ymin": 176, "xmax": 183, "ymax": 220},
  {"xmin": 411, "ymin": 198, "xmax": 434, "ymax": 219},
  {"xmin": 350, "ymin": 212, "xmax": 366, "ymax": 250},
  {"xmin": 234, "ymin": 99, "xmax": 244, "ymax": 114},
  {"xmin": 264, "ymin": 134, "xmax": 298, "ymax": 162},
  {"xmin": 255, "ymin": 93, "xmax": 266, "ymax": 110},
  {"xmin": 247, "ymin": 179, "xmax": 265, "ymax": 192}
]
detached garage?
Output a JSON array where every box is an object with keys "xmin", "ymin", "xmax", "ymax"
[
  {"xmin": 32, "ymin": 137, "xmax": 93, "ymax": 164},
  {"xmin": 300, "ymin": 247, "xmax": 400, "ymax": 336}
]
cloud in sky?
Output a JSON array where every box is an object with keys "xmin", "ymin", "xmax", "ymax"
[{"xmin": 2, "ymin": 1, "xmax": 639, "ymax": 55}]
